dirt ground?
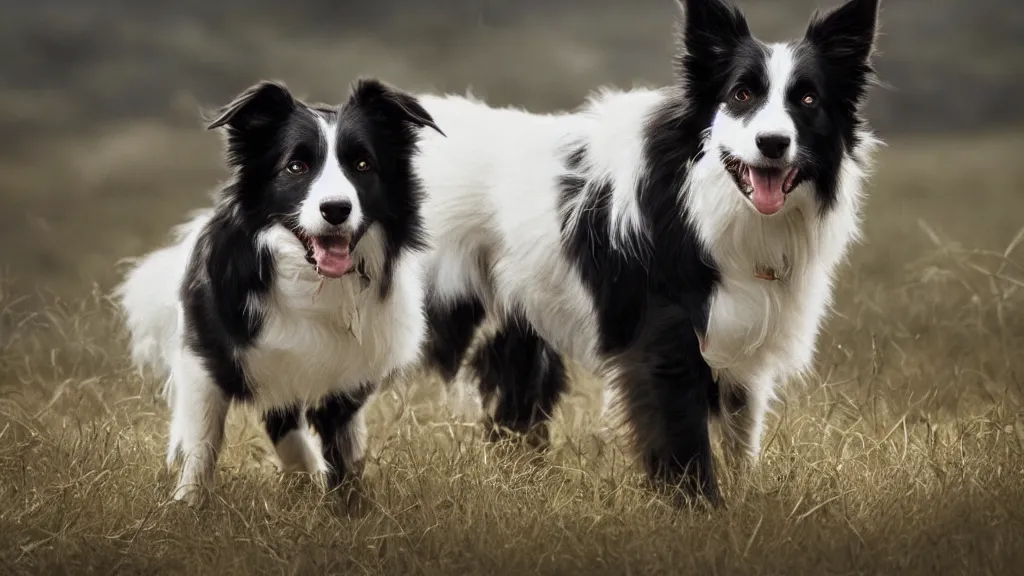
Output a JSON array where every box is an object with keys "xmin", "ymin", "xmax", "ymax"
[{"xmin": 2, "ymin": 113, "xmax": 1024, "ymax": 573}]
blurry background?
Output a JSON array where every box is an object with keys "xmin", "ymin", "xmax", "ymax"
[
  {"xmin": 2, "ymin": 0, "xmax": 1023, "ymax": 296},
  {"xmin": 3, "ymin": 0, "xmax": 1024, "ymax": 135}
]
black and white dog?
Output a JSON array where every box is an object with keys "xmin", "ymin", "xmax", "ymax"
[
  {"xmin": 116, "ymin": 79, "xmax": 443, "ymax": 504},
  {"xmin": 417, "ymin": 0, "xmax": 881, "ymax": 504}
]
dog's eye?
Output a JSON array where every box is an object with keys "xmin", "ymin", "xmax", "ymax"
[
  {"xmin": 354, "ymin": 159, "xmax": 371, "ymax": 172},
  {"xmin": 733, "ymin": 87, "xmax": 751, "ymax": 103},
  {"xmin": 285, "ymin": 160, "xmax": 308, "ymax": 174},
  {"xmin": 801, "ymin": 93, "xmax": 818, "ymax": 107}
]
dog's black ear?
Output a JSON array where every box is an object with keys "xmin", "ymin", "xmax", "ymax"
[
  {"xmin": 350, "ymin": 78, "xmax": 446, "ymax": 137},
  {"xmin": 674, "ymin": 0, "xmax": 751, "ymax": 88},
  {"xmin": 205, "ymin": 81, "xmax": 296, "ymax": 132},
  {"xmin": 677, "ymin": 0, "xmax": 750, "ymax": 60},
  {"xmin": 805, "ymin": 0, "xmax": 880, "ymax": 68}
]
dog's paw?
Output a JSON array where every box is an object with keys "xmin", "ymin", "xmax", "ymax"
[{"xmin": 169, "ymin": 482, "xmax": 207, "ymax": 507}]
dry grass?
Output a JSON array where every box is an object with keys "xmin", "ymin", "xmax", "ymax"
[{"xmin": 2, "ymin": 127, "xmax": 1024, "ymax": 574}]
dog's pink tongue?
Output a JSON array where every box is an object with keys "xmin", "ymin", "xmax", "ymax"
[
  {"xmin": 749, "ymin": 168, "xmax": 785, "ymax": 215},
  {"xmin": 311, "ymin": 238, "xmax": 353, "ymax": 278}
]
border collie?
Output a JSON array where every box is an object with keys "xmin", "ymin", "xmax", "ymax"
[
  {"xmin": 116, "ymin": 78, "xmax": 443, "ymax": 504},
  {"xmin": 417, "ymin": 0, "xmax": 881, "ymax": 505}
]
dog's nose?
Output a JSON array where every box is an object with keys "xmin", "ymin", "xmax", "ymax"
[
  {"xmin": 755, "ymin": 133, "xmax": 791, "ymax": 160},
  {"xmin": 319, "ymin": 200, "xmax": 352, "ymax": 226}
]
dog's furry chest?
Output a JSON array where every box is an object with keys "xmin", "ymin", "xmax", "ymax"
[
  {"xmin": 702, "ymin": 268, "xmax": 815, "ymax": 382},
  {"xmin": 698, "ymin": 216, "xmax": 828, "ymax": 384},
  {"xmin": 240, "ymin": 270, "xmax": 425, "ymax": 411}
]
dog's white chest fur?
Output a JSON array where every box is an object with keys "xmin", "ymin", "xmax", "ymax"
[
  {"xmin": 242, "ymin": 228, "xmax": 427, "ymax": 411},
  {"xmin": 700, "ymin": 213, "xmax": 823, "ymax": 387},
  {"xmin": 687, "ymin": 157, "xmax": 862, "ymax": 391}
]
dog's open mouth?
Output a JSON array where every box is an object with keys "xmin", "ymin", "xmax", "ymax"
[
  {"xmin": 723, "ymin": 156, "xmax": 802, "ymax": 216},
  {"xmin": 296, "ymin": 231, "xmax": 354, "ymax": 279}
]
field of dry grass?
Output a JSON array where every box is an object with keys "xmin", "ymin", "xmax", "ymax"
[{"xmin": 2, "ymin": 123, "xmax": 1024, "ymax": 574}]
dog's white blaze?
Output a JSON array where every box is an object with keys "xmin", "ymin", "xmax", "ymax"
[
  {"xmin": 298, "ymin": 116, "xmax": 364, "ymax": 234},
  {"xmin": 750, "ymin": 44, "xmax": 799, "ymax": 158},
  {"xmin": 708, "ymin": 43, "xmax": 800, "ymax": 167}
]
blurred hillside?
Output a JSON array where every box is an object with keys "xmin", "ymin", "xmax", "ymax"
[{"xmin": 2, "ymin": 0, "xmax": 1022, "ymax": 144}]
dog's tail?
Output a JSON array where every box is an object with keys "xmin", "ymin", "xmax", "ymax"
[{"xmin": 114, "ymin": 210, "xmax": 211, "ymax": 401}]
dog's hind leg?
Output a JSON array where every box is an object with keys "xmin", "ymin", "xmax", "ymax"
[
  {"xmin": 424, "ymin": 297, "xmax": 486, "ymax": 420},
  {"xmin": 424, "ymin": 297, "xmax": 486, "ymax": 383},
  {"xmin": 263, "ymin": 406, "xmax": 325, "ymax": 475},
  {"xmin": 471, "ymin": 317, "xmax": 568, "ymax": 450},
  {"xmin": 166, "ymin": 350, "xmax": 229, "ymax": 506}
]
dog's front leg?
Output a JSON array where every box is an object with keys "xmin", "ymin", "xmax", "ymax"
[
  {"xmin": 263, "ymin": 405, "xmax": 325, "ymax": 475},
  {"xmin": 613, "ymin": 312, "xmax": 721, "ymax": 507},
  {"xmin": 717, "ymin": 377, "xmax": 771, "ymax": 473},
  {"xmin": 306, "ymin": 385, "xmax": 375, "ymax": 493},
  {"xmin": 166, "ymin": 350, "xmax": 229, "ymax": 506}
]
